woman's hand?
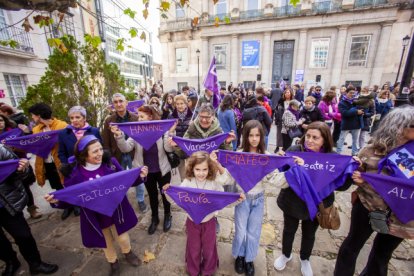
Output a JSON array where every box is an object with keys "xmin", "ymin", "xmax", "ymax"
[
  {"xmin": 352, "ymin": 171, "xmax": 364, "ymax": 185},
  {"xmin": 140, "ymin": 166, "xmax": 148, "ymax": 178},
  {"xmin": 237, "ymin": 193, "xmax": 246, "ymax": 203},
  {"xmin": 110, "ymin": 125, "xmax": 122, "ymax": 137},
  {"xmin": 163, "ymin": 184, "xmax": 170, "ymax": 191},
  {"xmin": 292, "ymin": 156, "xmax": 305, "ymax": 166},
  {"xmin": 44, "ymin": 194, "xmax": 58, "ymax": 204},
  {"xmin": 17, "ymin": 158, "xmax": 29, "ymax": 171},
  {"xmin": 18, "ymin": 124, "xmax": 30, "ymax": 133},
  {"xmin": 168, "ymin": 136, "xmax": 178, "ymax": 147},
  {"xmin": 225, "ymin": 131, "xmax": 236, "ymax": 144},
  {"xmin": 352, "ymin": 156, "xmax": 362, "ymax": 167},
  {"xmin": 169, "ymin": 120, "xmax": 178, "ymax": 133},
  {"xmin": 276, "ymin": 147, "xmax": 285, "ymax": 156}
]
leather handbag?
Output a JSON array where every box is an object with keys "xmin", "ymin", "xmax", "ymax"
[
  {"xmin": 288, "ymin": 127, "xmax": 303, "ymax": 139},
  {"xmin": 316, "ymin": 202, "xmax": 341, "ymax": 230},
  {"xmin": 166, "ymin": 151, "xmax": 180, "ymax": 169}
]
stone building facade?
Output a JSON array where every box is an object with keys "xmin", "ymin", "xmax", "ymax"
[{"xmin": 159, "ymin": 0, "xmax": 413, "ymax": 91}]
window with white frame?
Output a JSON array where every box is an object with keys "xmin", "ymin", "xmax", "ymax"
[
  {"xmin": 213, "ymin": 44, "xmax": 227, "ymax": 70},
  {"xmin": 216, "ymin": 0, "xmax": 227, "ymax": 15},
  {"xmin": 176, "ymin": 4, "xmax": 185, "ymax": 18},
  {"xmin": 348, "ymin": 35, "xmax": 371, "ymax": 67},
  {"xmin": 3, "ymin": 74, "xmax": 27, "ymax": 107},
  {"xmin": 0, "ymin": 9, "xmax": 10, "ymax": 41},
  {"xmin": 176, "ymin": 48, "xmax": 188, "ymax": 73},
  {"xmin": 310, "ymin": 38, "xmax": 330, "ymax": 68}
]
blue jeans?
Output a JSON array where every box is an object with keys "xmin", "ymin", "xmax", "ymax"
[
  {"xmin": 121, "ymin": 153, "xmax": 145, "ymax": 203},
  {"xmin": 336, "ymin": 129, "xmax": 361, "ymax": 156},
  {"xmin": 232, "ymin": 193, "xmax": 264, "ymax": 262}
]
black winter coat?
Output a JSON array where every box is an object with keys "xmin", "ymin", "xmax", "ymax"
[
  {"xmin": 242, "ymin": 105, "xmax": 272, "ymax": 135},
  {"xmin": 168, "ymin": 108, "xmax": 193, "ymax": 137},
  {"xmin": 338, "ymin": 99, "xmax": 363, "ymax": 130},
  {"xmin": 300, "ymin": 107, "xmax": 324, "ymax": 125},
  {"xmin": 0, "ymin": 145, "xmax": 29, "ymax": 216}
]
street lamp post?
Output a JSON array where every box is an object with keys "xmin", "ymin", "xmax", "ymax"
[
  {"xmin": 142, "ymin": 55, "xmax": 148, "ymax": 92},
  {"xmin": 395, "ymin": 35, "xmax": 410, "ymax": 84},
  {"xmin": 196, "ymin": 49, "xmax": 200, "ymax": 94}
]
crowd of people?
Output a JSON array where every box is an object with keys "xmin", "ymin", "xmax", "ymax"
[{"xmin": 0, "ymin": 79, "xmax": 413, "ymax": 276}]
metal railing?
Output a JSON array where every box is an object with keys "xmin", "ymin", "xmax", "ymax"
[
  {"xmin": 354, "ymin": 0, "xmax": 387, "ymax": 8},
  {"xmin": 240, "ymin": 9, "xmax": 264, "ymax": 19},
  {"xmin": 274, "ymin": 5, "xmax": 302, "ymax": 16},
  {"xmin": 312, "ymin": 1, "xmax": 342, "ymax": 13},
  {"xmin": 0, "ymin": 24, "xmax": 34, "ymax": 53}
]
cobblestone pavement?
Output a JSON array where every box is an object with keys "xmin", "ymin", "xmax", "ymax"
[{"xmin": 2, "ymin": 125, "xmax": 413, "ymax": 275}]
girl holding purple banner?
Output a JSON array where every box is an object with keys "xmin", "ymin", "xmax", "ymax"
[
  {"xmin": 45, "ymin": 135, "xmax": 148, "ymax": 275},
  {"xmin": 335, "ymin": 106, "xmax": 414, "ymax": 276},
  {"xmin": 111, "ymin": 105, "xmax": 175, "ymax": 235},
  {"xmin": 164, "ymin": 151, "xmax": 244, "ymax": 276}
]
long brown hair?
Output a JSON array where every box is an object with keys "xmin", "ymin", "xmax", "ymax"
[
  {"xmin": 185, "ymin": 151, "xmax": 218, "ymax": 180},
  {"xmin": 137, "ymin": 105, "xmax": 161, "ymax": 120},
  {"xmin": 241, "ymin": 120, "xmax": 266, "ymax": 153},
  {"xmin": 299, "ymin": 121, "xmax": 334, "ymax": 152}
]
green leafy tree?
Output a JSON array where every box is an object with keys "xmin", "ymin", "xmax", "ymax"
[{"xmin": 19, "ymin": 35, "xmax": 132, "ymax": 128}]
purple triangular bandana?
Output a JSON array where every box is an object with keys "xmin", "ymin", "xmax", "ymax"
[
  {"xmin": 52, "ymin": 167, "xmax": 142, "ymax": 217},
  {"xmin": 127, "ymin": 100, "xmax": 145, "ymax": 113},
  {"xmin": 285, "ymin": 152, "xmax": 359, "ymax": 199},
  {"xmin": 0, "ymin": 128, "xmax": 23, "ymax": 141},
  {"xmin": 4, "ymin": 130, "xmax": 60, "ymax": 159},
  {"xmin": 203, "ymin": 56, "xmax": 220, "ymax": 109},
  {"xmin": 217, "ymin": 150, "xmax": 295, "ymax": 193},
  {"xmin": 111, "ymin": 119, "xmax": 176, "ymax": 150},
  {"xmin": 166, "ymin": 185, "xmax": 240, "ymax": 224},
  {"xmin": 172, "ymin": 133, "xmax": 229, "ymax": 156},
  {"xmin": 378, "ymin": 141, "xmax": 414, "ymax": 180},
  {"xmin": 361, "ymin": 173, "xmax": 414, "ymax": 224},
  {"xmin": 0, "ymin": 159, "xmax": 19, "ymax": 183}
]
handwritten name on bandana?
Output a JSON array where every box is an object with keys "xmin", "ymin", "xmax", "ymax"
[
  {"xmin": 217, "ymin": 150, "xmax": 294, "ymax": 193},
  {"xmin": 0, "ymin": 159, "xmax": 19, "ymax": 183},
  {"xmin": 0, "ymin": 128, "xmax": 23, "ymax": 141},
  {"xmin": 378, "ymin": 141, "xmax": 414, "ymax": 180},
  {"xmin": 52, "ymin": 167, "xmax": 142, "ymax": 217},
  {"xmin": 4, "ymin": 130, "xmax": 60, "ymax": 159},
  {"xmin": 285, "ymin": 152, "xmax": 359, "ymax": 200},
  {"xmin": 362, "ymin": 173, "xmax": 414, "ymax": 224},
  {"xmin": 172, "ymin": 133, "xmax": 229, "ymax": 156},
  {"xmin": 166, "ymin": 185, "xmax": 240, "ymax": 224},
  {"xmin": 111, "ymin": 119, "xmax": 176, "ymax": 150}
]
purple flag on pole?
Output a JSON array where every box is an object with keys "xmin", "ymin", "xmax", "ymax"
[
  {"xmin": 361, "ymin": 173, "xmax": 414, "ymax": 224},
  {"xmin": 111, "ymin": 119, "xmax": 176, "ymax": 150},
  {"xmin": 378, "ymin": 141, "xmax": 414, "ymax": 180},
  {"xmin": 126, "ymin": 100, "xmax": 145, "ymax": 113},
  {"xmin": 0, "ymin": 128, "xmax": 23, "ymax": 141},
  {"xmin": 52, "ymin": 167, "xmax": 142, "ymax": 217},
  {"xmin": 172, "ymin": 133, "xmax": 229, "ymax": 157},
  {"xmin": 4, "ymin": 130, "xmax": 60, "ymax": 159},
  {"xmin": 285, "ymin": 152, "xmax": 359, "ymax": 199},
  {"xmin": 203, "ymin": 56, "xmax": 221, "ymax": 109},
  {"xmin": 217, "ymin": 150, "xmax": 295, "ymax": 193},
  {"xmin": 165, "ymin": 185, "xmax": 240, "ymax": 224},
  {"xmin": 0, "ymin": 159, "xmax": 19, "ymax": 183}
]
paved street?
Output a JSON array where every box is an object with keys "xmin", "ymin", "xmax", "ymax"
[{"xmin": 2, "ymin": 125, "xmax": 413, "ymax": 276}]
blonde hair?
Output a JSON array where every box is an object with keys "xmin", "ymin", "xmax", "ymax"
[{"xmin": 174, "ymin": 94, "xmax": 187, "ymax": 104}]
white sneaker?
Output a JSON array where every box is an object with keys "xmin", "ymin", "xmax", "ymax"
[
  {"xmin": 300, "ymin": 259, "xmax": 313, "ymax": 276},
  {"xmin": 273, "ymin": 254, "xmax": 292, "ymax": 271}
]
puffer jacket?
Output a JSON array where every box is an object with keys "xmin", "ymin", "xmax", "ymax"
[{"xmin": 0, "ymin": 145, "xmax": 30, "ymax": 216}]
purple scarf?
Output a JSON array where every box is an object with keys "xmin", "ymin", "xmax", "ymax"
[
  {"xmin": 217, "ymin": 150, "xmax": 295, "ymax": 193},
  {"xmin": 288, "ymin": 106, "xmax": 300, "ymax": 120},
  {"xmin": 361, "ymin": 173, "xmax": 414, "ymax": 224},
  {"xmin": 342, "ymin": 96, "xmax": 354, "ymax": 105},
  {"xmin": 0, "ymin": 159, "xmax": 19, "ymax": 183},
  {"xmin": 52, "ymin": 167, "xmax": 142, "ymax": 217},
  {"xmin": 378, "ymin": 141, "xmax": 414, "ymax": 180},
  {"xmin": 0, "ymin": 128, "xmax": 23, "ymax": 141},
  {"xmin": 111, "ymin": 119, "xmax": 176, "ymax": 150},
  {"xmin": 4, "ymin": 130, "xmax": 60, "ymax": 159},
  {"xmin": 165, "ymin": 185, "xmax": 240, "ymax": 224},
  {"xmin": 172, "ymin": 133, "xmax": 229, "ymax": 156}
]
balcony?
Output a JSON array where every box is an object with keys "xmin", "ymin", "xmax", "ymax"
[
  {"xmin": 354, "ymin": 0, "xmax": 387, "ymax": 8},
  {"xmin": 0, "ymin": 24, "xmax": 34, "ymax": 54},
  {"xmin": 240, "ymin": 9, "xmax": 264, "ymax": 19},
  {"xmin": 159, "ymin": 18, "xmax": 192, "ymax": 32},
  {"xmin": 312, "ymin": 1, "xmax": 342, "ymax": 13},
  {"xmin": 274, "ymin": 5, "xmax": 302, "ymax": 16}
]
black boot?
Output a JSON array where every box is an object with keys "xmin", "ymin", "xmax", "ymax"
[
  {"xmin": 2, "ymin": 258, "xmax": 20, "ymax": 276},
  {"xmin": 148, "ymin": 217, "xmax": 159, "ymax": 235},
  {"xmin": 73, "ymin": 206, "xmax": 81, "ymax": 216},
  {"xmin": 234, "ymin": 256, "xmax": 245, "ymax": 274},
  {"xmin": 109, "ymin": 260, "xmax": 120, "ymax": 276},
  {"xmin": 29, "ymin": 261, "xmax": 58, "ymax": 275},
  {"xmin": 61, "ymin": 207, "xmax": 72, "ymax": 220},
  {"xmin": 163, "ymin": 214, "xmax": 172, "ymax": 232},
  {"xmin": 245, "ymin": 261, "xmax": 255, "ymax": 276}
]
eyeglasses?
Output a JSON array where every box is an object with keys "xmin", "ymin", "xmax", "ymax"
[{"xmin": 199, "ymin": 115, "xmax": 212, "ymax": 121}]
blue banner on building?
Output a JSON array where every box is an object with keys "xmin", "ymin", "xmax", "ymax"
[{"xmin": 242, "ymin": 41, "xmax": 260, "ymax": 67}]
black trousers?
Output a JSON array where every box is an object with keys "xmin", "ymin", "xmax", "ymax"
[
  {"xmin": 44, "ymin": 162, "xmax": 63, "ymax": 190},
  {"xmin": 334, "ymin": 200, "xmax": 403, "ymax": 276},
  {"xmin": 23, "ymin": 183, "xmax": 34, "ymax": 207},
  {"xmin": 0, "ymin": 208, "xmax": 41, "ymax": 265},
  {"xmin": 333, "ymin": 121, "xmax": 341, "ymax": 144},
  {"xmin": 144, "ymin": 171, "xmax": 171, "ymax": 219},
  {"xmin": 282, "ymin": 213, "xmax": 319, "ymax": 260},
  {"xmin": 282, "ymin": 133, "xmax": 293, "ymax": 151}
]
